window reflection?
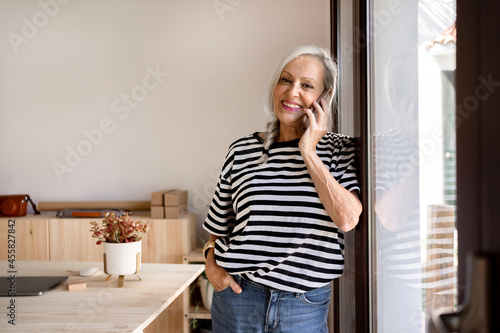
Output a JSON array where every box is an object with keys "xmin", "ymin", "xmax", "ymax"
[
  {"xmin": 374, "ymin": 50, "xmax": 423, "ymax": 332},
  {"xmin": 370, "ymin": 1, "xmax": 457, "ymax": 332}
]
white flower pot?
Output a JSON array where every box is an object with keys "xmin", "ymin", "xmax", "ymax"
[
  {"xmin": 198, "ymin": 276, "xmax": 214, "ymax": 310},
  {"xmin": 103, "ymin": 240, "xmax": 142, "ymax": 276}
]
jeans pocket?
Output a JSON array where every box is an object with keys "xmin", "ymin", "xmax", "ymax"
[
  {"xmin": 214, "ymin": 285, "xmax": 232, "ymax": 294},
  {"xmin": 300, "ymin": 284, "xmax": 332, "ymax": 306}
]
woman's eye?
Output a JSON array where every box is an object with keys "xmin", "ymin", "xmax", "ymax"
[
  {"xmin": 302, "ymin": 83, "xmax": 313, "ymax": 89},
  {"xmin": 280, "ymin": 77, "xmax": 291, "ymax": 83}
]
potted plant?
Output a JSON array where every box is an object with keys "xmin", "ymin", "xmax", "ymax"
[
  {"xmin": 198, "ymin": 238, "xmax": 215, "ymax": 310},
  {"xmin": 198, "ymin": 271, "xmax": 214, "ymax": 311},
  {"xmin": 90, "ymin": 211, "xmax": 150, "ymax": 287}
]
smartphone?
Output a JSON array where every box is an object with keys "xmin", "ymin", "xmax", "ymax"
[{"xmin": 304, "ymin": 89, "xmax": 330, "ymax": 128}]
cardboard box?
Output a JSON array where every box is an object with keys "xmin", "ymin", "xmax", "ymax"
[
  {"xmin": 164, "ymin": 190, "xmax": 188, "ymax": 206},
  {"xmin": 150, "ymin": 205, "xmax": 165, "ymax": 219},
  {"xmin": 151, "ymin": 189, "xmax": 174, "ymax": 206},
  {"xmin": 164, "ymin": 204, "xmax": 187, "ymax": 219}
]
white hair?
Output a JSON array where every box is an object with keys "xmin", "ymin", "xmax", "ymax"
[{"xmin": 259, "ymin": 45, "xmax": 338, "ymax": 163}]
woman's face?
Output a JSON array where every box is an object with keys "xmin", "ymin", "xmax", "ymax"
[{"xmin": 273, "ymin": 55, "xmax": 326, "ymax": 127}]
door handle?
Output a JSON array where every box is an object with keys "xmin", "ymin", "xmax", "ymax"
[{"xmin": 428, "ymin": 254, "xmax": 491, "ymax": 332}]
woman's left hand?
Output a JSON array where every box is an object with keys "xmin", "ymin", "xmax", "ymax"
[{"xmin": 299, "ymin": 97, "xmax": 329, "ymax": 153}]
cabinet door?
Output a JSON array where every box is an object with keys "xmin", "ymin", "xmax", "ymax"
[
  {"xmin": 141, "ymin": 214, "xmax": 196, "ymax": 264},
  {"xmin": 0, "ymin": 217, "xmax": 50, "ymax": 261},
  {"xmin": 49, "ymin": 218, "xmax": 103, "ymax": 261}
]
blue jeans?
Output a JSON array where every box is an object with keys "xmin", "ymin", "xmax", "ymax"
[{"xmin": 211, "ymin": 275, "xmax": 331, "ymax": 333}]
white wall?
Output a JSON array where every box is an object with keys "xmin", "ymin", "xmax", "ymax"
[{"xmin": 0, "ymin": 0, "xmax": 330, "ymax": 239}]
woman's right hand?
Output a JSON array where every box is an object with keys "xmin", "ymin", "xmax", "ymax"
[{"xmin": 205, "ymin": 249, "xmax": 242, "ymax": 294}]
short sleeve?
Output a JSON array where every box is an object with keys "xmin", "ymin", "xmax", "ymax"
[
  {"xmin": 331, "ymin": 136, "xmax": 360, "ymax": 193},
  {"xmin": 203, "ymin": 147, "xmax": 236, "ymax": 237}
]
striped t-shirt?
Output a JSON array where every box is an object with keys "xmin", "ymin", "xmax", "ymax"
[{"xmin": 203, "ymin": 132, "xmax": 360, "ymax": 293}]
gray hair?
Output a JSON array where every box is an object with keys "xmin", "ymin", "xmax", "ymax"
[{"xmin": 260, "ymin": 45, "xmax": 338, "ymax": 163}]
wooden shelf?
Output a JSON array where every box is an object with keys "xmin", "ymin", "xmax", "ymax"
[
  {"xmin": 183, "ymin": 247, "xmax": 210, "ymax": 332},
  {"xmin": 185, "ymin": 305, "xmax": 211, "ymax": 319},
  {"xmin": 183, "ymin": 247, "xmax": 204, "ymax": 263}
]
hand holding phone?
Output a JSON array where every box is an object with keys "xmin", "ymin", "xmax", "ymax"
[{"xmin": 304, "ymin": 89, "xmax": 330, "ymax": 129}]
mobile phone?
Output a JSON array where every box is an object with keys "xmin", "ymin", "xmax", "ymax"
[{"xmin": 304, "ymin": 89, "xmax": 330, "ymax": 128}]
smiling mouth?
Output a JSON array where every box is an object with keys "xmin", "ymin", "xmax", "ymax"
[{"xmin": 282, "ymin": 100, "xmax": 302, "ymax": 110}]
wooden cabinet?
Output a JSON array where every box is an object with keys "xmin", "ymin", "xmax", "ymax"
[
  {"xmin": 48, "ymin": 217, "xmax": 103, "ymax": 262},
  {"xmin": 1, "ymin": 214, "xmax": 196, "ymax": 262},
  {"xmin": 48, "ymin": 214, "xmax": 196, "ymax": 263},
  {"xmin": 183, "ymin": 248, "xmax": 211, "ymax": 333},
  {"xmin": 0, "ymin": 216, "xmax": 50, "ymax": 261}
]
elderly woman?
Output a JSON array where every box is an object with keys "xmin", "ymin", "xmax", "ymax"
[{"xmin": 202, "ymin": 45, "xmax": 362, "ymax": 332}]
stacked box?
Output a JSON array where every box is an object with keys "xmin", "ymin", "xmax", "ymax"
[
  {"xmin": 150, "ymin": 189, "xmax": 188, "ymax": 219},
  {"xmin": 164, "ymin": 190, "xmax": 188, "ymax": 218}
]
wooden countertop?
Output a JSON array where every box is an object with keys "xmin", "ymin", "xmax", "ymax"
[{"xmin": 0, "ymin": 261, "xmax": 204, "ymax": 332}]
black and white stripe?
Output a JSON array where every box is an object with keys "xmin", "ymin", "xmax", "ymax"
[
  {"xmin": 203, "ymin": 132, "xmax": 360, "ymax": 293},
  {"xmin": 374, "ymin": 128, "xmax": 424, "ymax": 287}
]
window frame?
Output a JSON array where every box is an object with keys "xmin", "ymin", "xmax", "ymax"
[{"xmin": 330, "ymin": 0, "xmax": 370, "ymax": 332}]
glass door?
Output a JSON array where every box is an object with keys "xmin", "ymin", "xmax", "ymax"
[{"xmin": 368, "ymin": 1, "xmax": 457, "ymax": 332}]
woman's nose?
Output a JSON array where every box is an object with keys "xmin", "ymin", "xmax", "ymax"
[{"xmin": 288, "ymin": 82, "xmax": 301, "ymax": 98}]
